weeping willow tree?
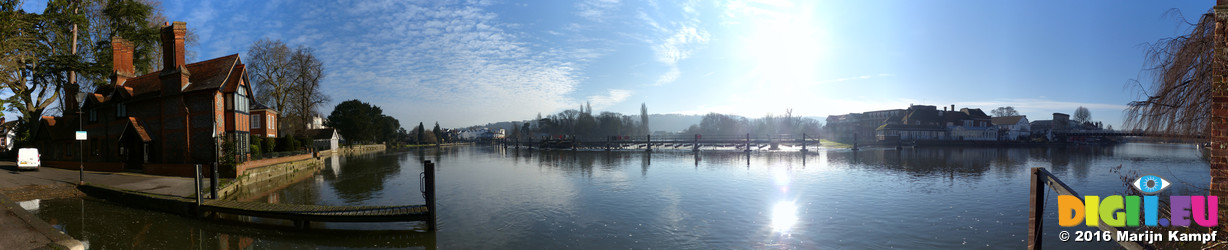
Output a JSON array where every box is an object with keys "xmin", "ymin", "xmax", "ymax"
[{"xmin": 1124, "ymin": 10, "xmax": 1212, "ymax": 137}]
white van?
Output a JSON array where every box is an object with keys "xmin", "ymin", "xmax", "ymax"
[{"xmin": 17, "ymin": 148, "xmax": 39, "ymax": 170}]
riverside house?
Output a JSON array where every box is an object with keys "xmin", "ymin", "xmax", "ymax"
[{"xmin": 33, "ymin": 22, "xmax": 257, "ymax": 176}]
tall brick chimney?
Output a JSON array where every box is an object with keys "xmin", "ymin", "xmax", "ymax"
[
  {"xmin": 161, "ymin": 21, "xmax": 187, "ymax": 71},
  {"xmin": 111, "ymin": 36, "xmax": 135, "ymax": 86},
  {"xmin": 159, "ymin": 21, "xmax": 190, "ymax": 95}
]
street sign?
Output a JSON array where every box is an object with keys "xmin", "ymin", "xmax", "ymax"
[{"xmin": 75, "ymin": 131, "xmax": 86, "ymax": 141}]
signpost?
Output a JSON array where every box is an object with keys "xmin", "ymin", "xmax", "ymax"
[{"xmin": 77, "ymin": 130, "xmax": 85, "ymax": 184}]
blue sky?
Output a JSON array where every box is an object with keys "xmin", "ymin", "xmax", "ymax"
[{"xmin": 20, "ymin": 0, "xmax": 1213, "ymax": 129}]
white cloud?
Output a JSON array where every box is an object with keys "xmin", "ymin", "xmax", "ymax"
[
  {"xmin": 641, "ymin": 0, "xmax": 708, "ymax": 85},
  {"xmin": 587, "ymin": 89, "xmax": 633, "ymax": 110},
  {"xmin": 577, "ymin": 0, "xmax": 622, "ymax": 22},
  {"xmin": 655, "ymin": 67, "xmax": 680, "ymax": 86},
  {"xmin": 267, "ymin": 0, "xmax": 588, "ymax": 126}
]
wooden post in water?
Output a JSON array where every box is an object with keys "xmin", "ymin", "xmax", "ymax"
[
  {"xmin": 424, "ymin": 160, "xmax": 437, "ymax": 231},
  {"xmin": 744, "ymin": 133, "xmax": 751, "ymax": 152},
  {"xmin": 194, "ymin": 164, "xmax": 202, "ymax": 215},
  {"xmin": 210, "ymin": 163, "xmax": 218, "ymax": 199},
  {"xmin": 852, "ymin": 133, "xmax": 859, "ymax": 151},
  {"xmin": 693, "ymin": 134, "xmax": 700, "ymax": 152},
  {"xmin": 646, "ymin": 134, "xmax": 652, "ymax": 152},
  {"xmin": 1028, "ymin": 167, "xmax": 1045, "ymax": 250},
  {"xmin": 801, "ymin": 133, "xmax": 808, "ymax": 152}
]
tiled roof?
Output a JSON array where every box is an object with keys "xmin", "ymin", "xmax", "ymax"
[
  {"xmin": 992, "ymin": 116, "xmax": 1026, "ymax": 126},
  {"xmin": 120, "ymin": 117, "xmax": 152, "ymax": 142},
  {"xmin": 307, "ymin": 128, "xmax": 336, "ymax": 140},
  {"xmin": 116, "ymin": 54, "xmax": 241, "ymax": 96}
]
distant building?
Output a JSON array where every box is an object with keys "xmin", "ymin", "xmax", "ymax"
[
  {"xmin": 308, "ymin": 128, "xmax": 342, "ymax": 151},
  {"xmin": 0, "ymin": 117, "xmax": 16, "ymax": 151},
  {"xmin": 875, "ymin": 104, "xmax": 996, "ymax": 142},
  {"xmin": 250, "ymin": 102, "xmax": 278, "ymax": 137},
  {"xmin": 306, "ymin": 115, "xmax": 328, "ymax": 130},
  {"xmin": 825, "ymin": 109, "xmax": 905, "ymax": 143},
  {"xmin": 991, "ymin": 116, "xmax": 1030, "ymax": 141}
]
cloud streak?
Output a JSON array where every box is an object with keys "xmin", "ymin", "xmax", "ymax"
[{"xmin": 273, "ymin": 0, "xmax": 587, "ymax": 126}]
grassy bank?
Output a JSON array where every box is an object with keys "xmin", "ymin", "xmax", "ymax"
[{"xmin": 819, "ymin": 139, "xmax": 852, "ymax": 148}]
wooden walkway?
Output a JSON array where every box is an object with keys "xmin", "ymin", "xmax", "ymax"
[
  {"xmin": 201, "ymin": 200, "xmax": 430, "ymax": 223},
  {"xmin": 189, "ymin": 160, "xmax": 439, "ymax": 230}
]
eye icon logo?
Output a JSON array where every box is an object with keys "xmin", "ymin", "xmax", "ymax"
[{"xmin": 1132, "ymin": 175, "xmax": 1169, "ymax": 194}]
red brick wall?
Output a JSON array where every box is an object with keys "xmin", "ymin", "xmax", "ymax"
[
  {"xmin": 1213, "ymin": 2, "xmax": 1228, "ymax": 224},
  {"xmin": 235, "ymin": 153, "xmax": 313, "ymax": 176}
]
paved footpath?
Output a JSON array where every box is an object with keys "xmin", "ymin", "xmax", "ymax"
[
  {"xmin": 0, "ymin": 162, "xmax": 204, "ymax": 250},
  {"xmin": 0, "ymin": 162, "xmax": 201, "ymax": 197}
]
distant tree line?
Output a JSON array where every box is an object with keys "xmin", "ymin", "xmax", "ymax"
[
  {"xmin": 509, "ymin": 104, "xmax": 821, "ymax": 140},
  {"xmin": 682, "ymin": 109, "xmax": 822, "ymax": 137},
  {"xmin": 510, "ymin": 102, "xmax": 650, "ymax": 140}
]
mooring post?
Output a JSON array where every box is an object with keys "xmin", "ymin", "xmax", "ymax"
[
  {"xmin": 801, "ymin": 133, "xmax": 808, "ymax": 152},
  {"xmin": 744, "ymin": 133, "xmax": 751, "ymax": 152},
  {"xmin": 852, "ymin": 133, "xmax": 859, "ymax": 151},
  {"xmin": 1028, "ymin": 167, "xmax": 1045, "ymax": 250},
  {"xmin": 646, "ymin": 134, "xmax": 652, "ymax": 152},
  {"xmin": 425, "ymin": 160, "xmax": 437, "ymax": 231},
  {"xmin": 194, "ymin": 164, "xmax": 202, "ymax": 215},
  {"xmin": 210, "ymin": 163, "xmax": 218, "ymax": 199},
  {"xmin": 693, "ymin": 134, "xmax": 700, "ymax": 152}
]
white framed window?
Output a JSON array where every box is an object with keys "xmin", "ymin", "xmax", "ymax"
[
  {"xmin": 253, "ymin": 115, "xmax": 261, "ymax": 129},
  {"xmin": 235, "ymin": 87, "xmax": 249, "ymax": 113}
]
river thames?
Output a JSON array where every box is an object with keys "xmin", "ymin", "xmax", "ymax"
[{"xmin": 33, "ymin": 143, "xmax": 1209, "ymax": 249}]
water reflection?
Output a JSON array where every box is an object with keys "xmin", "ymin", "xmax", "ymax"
[
  {"xmin": 31, "ymin": 143, "xmax": 1211, "ymax": 249},
  {"xmin": 35, "ymin": 198, "xmax": 437, "ymax": 249}
]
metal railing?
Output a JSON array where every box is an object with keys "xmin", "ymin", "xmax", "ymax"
[{"xmin": 1028, "ymin": 167, "xmax": 1148, "ymax": 250}]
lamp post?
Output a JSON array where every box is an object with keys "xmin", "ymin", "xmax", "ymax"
[{"xmin": 76, "ymin": 92, "xmax": 87, "ymax": 185}]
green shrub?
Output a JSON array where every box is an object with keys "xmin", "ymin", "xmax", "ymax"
[
  {"xmin": 298, "ymin": 136, "xmax": 313, "ymax": 150},
  {"xmin": 275, "ymin": 136, "xmax": 300, "ymax": 152},
  {"xmin": 262, "ymin": 136, "xmax": 276, "ymax": 153},
  {"xmin": 250, "ymin": 144, "xmax": 261, "ymax": 157}
]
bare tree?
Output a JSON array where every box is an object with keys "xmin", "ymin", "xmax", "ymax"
[
  {"xmin": 991, "ymin": 106, "xmax": 1019, "ymax": 117},
  {"xmin": 287, "ymin": 46, "xmax": 329, "ymax": 136},
  {"xmin": 1073, "ymin": 106, "xmax": 1091, "ymax": 124},
  {"xmin": 1125, "ymin": 10, "xmax": 1211, "ymax": 136},
  {"xmin": 247, "ymin": 39, "xmax": 293, "ymax": 133}
]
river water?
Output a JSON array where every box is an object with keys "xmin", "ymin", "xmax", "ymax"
[{"xmin": 31, "ymin": 143, "xmax": 1211, "ymax": 249}]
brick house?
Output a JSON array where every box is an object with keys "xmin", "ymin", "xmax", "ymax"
[
  {"xmin": 250, "ymin": 102, "xmax": 277, "ymax": 137},
  {"xmin": 34, "ymin": 22, "xmax": 255, "ymax": 176}
]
